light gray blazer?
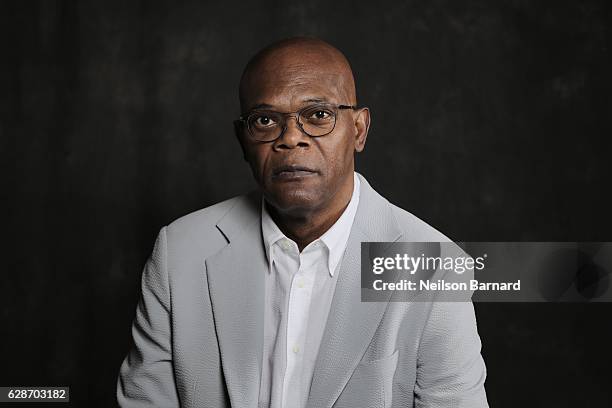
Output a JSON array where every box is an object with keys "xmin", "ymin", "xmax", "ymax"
[{"xmin": 117, "ymin": 173, "xmax": 488, "ymax": 408}]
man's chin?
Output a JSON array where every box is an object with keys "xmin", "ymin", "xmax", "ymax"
[{"xmin": 265, "ymin": 190, "xmax": 323, "ymax": 216}]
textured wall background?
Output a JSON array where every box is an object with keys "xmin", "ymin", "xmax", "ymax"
[{"xmin": 2, "ymin": 0, "xmax": 611, "ymax": 406}]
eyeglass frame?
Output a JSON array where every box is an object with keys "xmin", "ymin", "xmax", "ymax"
[{"xmin": 235, "ymin": 103, "xmax": 359, "ymax": 142}]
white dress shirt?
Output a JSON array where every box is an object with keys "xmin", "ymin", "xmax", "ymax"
[{"xmin": 258, "ymin": 172, "xmax": 361, "ymax": 408}]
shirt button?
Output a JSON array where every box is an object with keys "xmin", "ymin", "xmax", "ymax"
[
  {"xmin": 297, "ymin": 279, "xmax": 304, "ymax": 288},
  {"xmin": 292, "ymin": 345, "xmax": 300, "ymax": 354}
]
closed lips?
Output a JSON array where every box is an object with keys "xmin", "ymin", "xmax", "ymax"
[{"xmin": 273, "ymin": 166, "xmax": 317, "ymax": 175}]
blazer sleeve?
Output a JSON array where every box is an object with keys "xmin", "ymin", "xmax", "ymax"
[
  {"xmin": 414, "ymin": 300, "xmax": 489, "ymax": 408},
  {"xmin": 116, "ymin": 227, "xmax": 180, "ymax": 407}
]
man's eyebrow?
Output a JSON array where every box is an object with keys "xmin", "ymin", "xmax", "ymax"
[
  {"xmin": 247, "ymin": 103, "xmax": 275, "ymax": 111},
  {"xmin": 245, "ymin": 97, "xmax": 333, "ymax": 112},
  {"xmin": 303, "ymin": 97, "xmax": 331, "ymax": 104}
]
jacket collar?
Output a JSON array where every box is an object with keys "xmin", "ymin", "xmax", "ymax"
[{"xmin": 215, "ymin": 172, "xmax": 399, "ymax": 243}]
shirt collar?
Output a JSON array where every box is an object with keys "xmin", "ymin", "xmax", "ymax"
[
  {"xmin": 261, "ymin": 200, "xmax": 286, "ymax": 270},
  {"xmin": 260, "ymin": 172, "xmax": 361, "ymax": 276}
]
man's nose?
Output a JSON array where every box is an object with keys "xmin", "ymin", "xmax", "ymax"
[{"xmin": 274, "ymin": 116, "xmax": 310, "ymax": 149}]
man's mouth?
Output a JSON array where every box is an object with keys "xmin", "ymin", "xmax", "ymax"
[{"xmin": 272, "ymin": 165, "xmax": 318, "ymax": 180}]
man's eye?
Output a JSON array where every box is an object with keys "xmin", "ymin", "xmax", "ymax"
[
  {"xmin": 254, "ymin": 116, "xmax": 276, "ymax": 127},
  {"xmin": 308, "ymin": 110, "xmax": 332, "ymax": 120}
]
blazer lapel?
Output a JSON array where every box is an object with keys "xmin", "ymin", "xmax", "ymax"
[
  {"xmin": 205, "ymin": 191, "xmax": 266, "ymax": 408},
  {"xmin": 306, "ymin": 173, "xmax": 403, "ymax": 408}
]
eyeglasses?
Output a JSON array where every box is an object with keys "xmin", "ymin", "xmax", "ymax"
[{"xmin": 236, "ymin": 103, "xmax": 358, "ymax": 142}]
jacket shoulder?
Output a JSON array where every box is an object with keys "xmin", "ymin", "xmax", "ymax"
[
  {"xmin": 164, "ymin": 194, "xmax": 250, "ymax": 258},
  {"xmin": 388, "ymin": 202, "xmax": 452, "ymax": 243},
  {"xmin": 167, "ymin": 195, "xmax": 244, "ymax": 232}
]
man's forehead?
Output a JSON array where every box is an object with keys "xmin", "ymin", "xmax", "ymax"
[
  {"xmin": 239, "ymin": 38, "xmax": 356, "ymax": 111},
  {"xmin": 242, "ymin": 71, "xmax": 349, "ymax": 111}
]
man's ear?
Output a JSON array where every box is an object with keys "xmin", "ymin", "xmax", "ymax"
[
  {"xmin": 354, "ymin": 107, "xmax": 370, "ymax": 153},
  {"xmin": 234, "ymin": 120, "xmax": 248, "ymax": 161}
]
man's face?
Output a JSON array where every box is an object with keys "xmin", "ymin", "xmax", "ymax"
[{"xmin": 237, "ymin": 48, "xmax": 369, "ymax": 215}]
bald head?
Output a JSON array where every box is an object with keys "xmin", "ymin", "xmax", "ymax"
[{"xmin": 239, "ymin": 37, "xmax": 357, "ymax": 113}]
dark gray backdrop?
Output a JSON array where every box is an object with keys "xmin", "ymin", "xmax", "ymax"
[{"xmin": 2, "ymin": 0, "xmax": 611, "ymax": 406}]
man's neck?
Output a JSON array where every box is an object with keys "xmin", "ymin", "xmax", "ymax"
[{"xmin": 266, "ymin": 174, "xmax": 355, "ymax": 252}]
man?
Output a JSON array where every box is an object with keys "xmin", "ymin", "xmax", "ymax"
[{"xmin": 117, "ymin": 37, "xmax": 488, "ymax": 407}]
